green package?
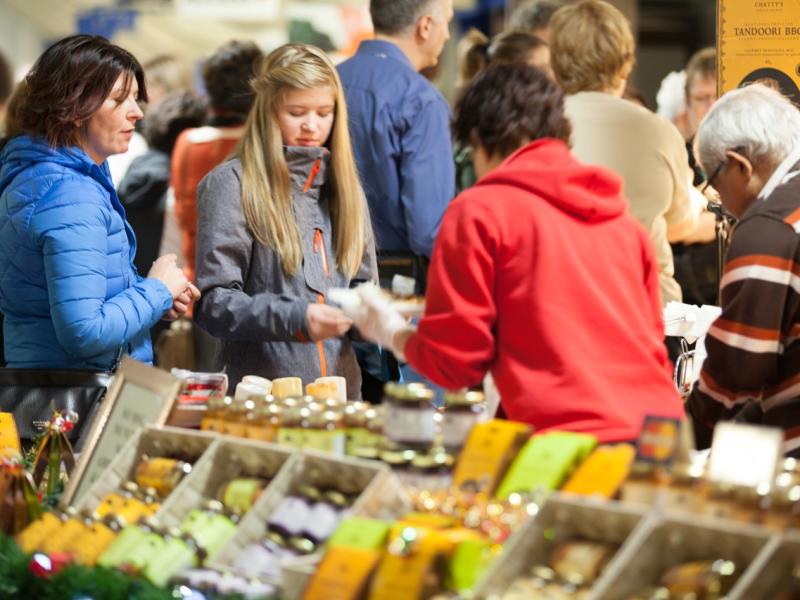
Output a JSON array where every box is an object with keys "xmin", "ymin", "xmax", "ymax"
[
  {"xmin": 181, "ymin": 511, "xmax": 237, "ymax": 558},
  {"xmin": 326, "ymin": 517, "xmax": 390, "ymax": 551},
  {"xmin": 495, "ymin": 431, "xmax": 597, "ymax": 499},
  {"xmin": 448, "ymin": 539, "xmax": 498, "ymax": 592},
  {"xmin": 96, "ymin": 526, "xmax": 148, "ymax": 568},
  {"xmin": 143, "ymin": 535, "xmax": 198, "ymax": 587}
]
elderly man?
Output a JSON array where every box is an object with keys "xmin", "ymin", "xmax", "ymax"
[{"xmin": 687, "ymin": 84, "xmax": 800, "ymax": 453}]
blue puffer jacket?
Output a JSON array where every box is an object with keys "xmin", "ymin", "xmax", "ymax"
[{"xmin": 0, "ymin": 135, "xmax": 173, "ymax": 370}]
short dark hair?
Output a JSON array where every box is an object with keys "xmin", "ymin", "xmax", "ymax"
[
  {"xmin": 488, "ymin": 31, "xmax": 548, "ymax": 64},
  {"xmin": 370, "ymin": 0, "xmax": 438, "ymax": 35},
  {"xmin": 142, "ymin": 90, "xmax": 207, "ymax": 154},
  {"xmin": 0, "ymin": 51, "xmax": 12, "ymax": 106},
  {"xmin": 17, "ymin": 35, "xmax": 147, "ymax": 148},
  {"xmin": 509, "ymin": 0, "xmax": 566, "ymax": 34},
  {"xmin": 453, "ymin": 63, "xmax": 571, "ymax": 158},
  {"xmin": 203, "ymin": 40, "xmax": 262, "ymax": 117}
]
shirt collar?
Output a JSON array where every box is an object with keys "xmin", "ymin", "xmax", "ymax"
[
  {"xmin": 758, "ymin": 144, "xmax": 800, "ymax": 201},
  {"xmin": 356, "ymin": 39, "xmax": 415, "ymax": 70}
]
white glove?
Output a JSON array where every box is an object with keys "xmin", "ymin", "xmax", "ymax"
[{"xmin": 335, "ymin": 283, "xmax": 412, "ymax": 361}]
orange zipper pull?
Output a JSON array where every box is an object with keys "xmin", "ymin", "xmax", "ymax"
[{"xmin": 303, "ymin": 159, "xmax": 321, "ymax": 193}]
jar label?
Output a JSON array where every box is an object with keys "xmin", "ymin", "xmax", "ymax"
[
  {"xmin": 385, "ymin": 406, "xmax": 435, "ymax": 444},
  {"xmin": 303, "ymin": 501, "xmax": 342, "ymax": 542},
  {"xmin": 268, "ymin": 496, "xmax": 311, "ymax": 537}
]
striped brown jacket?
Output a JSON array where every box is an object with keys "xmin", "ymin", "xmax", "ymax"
[{"xmin": 687, "ymin": 160, "xmax": 800, "ymax": 453}]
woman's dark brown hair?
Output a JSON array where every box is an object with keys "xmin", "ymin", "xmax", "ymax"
[
  {"xmin": 18, "ymin": 34, "xmax": 147, "ymax": 148},
  {"xmin": 453, "ymin": 63, "xmax": 571, "ymax": 159}
]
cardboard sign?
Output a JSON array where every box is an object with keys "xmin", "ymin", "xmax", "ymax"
[
  {"xmin": 718, "ymin": 0, "xmax": 800, "ymax": 106},
  {"xmin": 61, "ymin": 358, "xmax": 181, "ymax": 507},
  {"xmin": 303, "ymin": 546, "xmax": 381, "ymax": 600},
  {"xmin": 0, "ymin": 413, "xmax": 21, "ymax": 459},
  {"xmin": 708, "ymin": 422, "xmax": 783, "ymax": 487}
]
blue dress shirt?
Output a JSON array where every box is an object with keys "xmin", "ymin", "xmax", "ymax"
[{"xmin": 338, "ymin": 40, "xmax": 455, "ymax": 258}]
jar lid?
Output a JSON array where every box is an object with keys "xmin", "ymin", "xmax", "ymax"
[
  {"xmin": 353, "ymin": 446, "xmax": 381, "ymax": 461},
  {"xmin": 322, "ymin": 490, "xmax": 349, "ymax": 508},
  {"xmin": 288, "ymin": 536, "xmax": 316, "ymax": 555},
  {"xmin": 121, "ymin": 481, "xmax": 140, "ymax": 495},
  {"xmin": 443, "ymin": 390, "xmax": 485, "ymax": 406},
  {"xmin": 393, "ymin": 384, "xmax": 435, "ymax": 403},
  {"xmin": 202, "ymin": 499, "xmax": 226, "ymax": 513},
  {"xmin": 298, "ymin": 485, "xmax": 322, "ymax": 502}
]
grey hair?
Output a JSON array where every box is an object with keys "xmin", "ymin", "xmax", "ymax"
[
  {"xmin": 509, "ymin": 0, "xmax": 567, "ymax": 33},
  {"xmin": 370, "ymin": 0, "xmax": 442, "ymax": 36},
  {"xmin": 696, "ymin": 83, "xmax": 800, "ymax": 175}
]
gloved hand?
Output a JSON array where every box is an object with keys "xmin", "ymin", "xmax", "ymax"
[{"xmin": 351, "ymin": 283, "xmax": 415, "ymax": 361}]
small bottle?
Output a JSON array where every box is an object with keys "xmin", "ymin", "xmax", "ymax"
[
  {"xmin": 221, "ymin": 397, "xmax": 249, "ymax": 438},
  {"xmin": 180, "ymin": 500, "xmax": 238, "ymax": 559},
  {"xmin": 304, "ymin": 408, "xmax": 346, "ymax": 455},
  {"xmin": 217, "ymin": 477, "xmax": 269, "ymax": 516},
  {"xmin": 16, "ymin": 509, "xmax": 71, "ymax": 553},
  {"xmin": 343, "ymin": 403, "xmax": 369, "ymax": 455},
  {"xmin": 277, "ymin": 406, "xmax": 308, "ymax": 449},
  {"xmin": 384, "ymin": 383, "xmax": 437, "ymax": 451},
  {"xmin": 621, "ymin": 462, "xmax": 663, "ymax": 506},
  {"xmin": 65, "ymin": 514, "xmax": 125, "ymax": 566},
  {"xmin": 97, "ymin": 516, "xmax": 160, "ymax": 568},
  {"xmin": 441, "ymin": 390, "xmax": 487, "ymax": 453},
  {"xmin": 143, "ymin": 529, "xmax": 205, "ymax": 588},
  {"xmin": 134, "ymin": 456, "xmax": 193, "ymax": 499},
  {"xmin": 703, "ymin": 482, "xmax": 739, "ymax": 520},
  {"xmin": 662, "ymin": 462, "xmax": 704, "ymax": 514},
  {"xmin": 246, "ymin": 401, "xmax": 281, "ymax": 443},
  {"xmin": 201, "ymin": 396, "xmax": 230, "ymax": 433},
  {"xmin": 39, "ymin": 508, "xmax": 93, "ymax": 555},
  {"xmin": 297, "ymin": 489, "xmax": 349, "ymax": 547},
  {"xmin": 266, "ymin": 486, "xmax": 318, "ymax": 539}
]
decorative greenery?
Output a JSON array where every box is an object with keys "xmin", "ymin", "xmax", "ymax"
[{"xmin": 0, "ymin": 535, "xmax": 279, "ymax": 600}]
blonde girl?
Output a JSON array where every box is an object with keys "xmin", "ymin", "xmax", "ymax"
[{"xmin": 194, "ymin": 43, "xmax": 377, "ymax": 395}]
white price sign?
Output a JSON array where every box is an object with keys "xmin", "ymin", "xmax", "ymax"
[{"xmin": 707, "ymin": 422, "xmax": 783, "ymax": 487}]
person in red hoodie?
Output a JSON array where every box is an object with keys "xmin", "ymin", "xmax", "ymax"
[{"xmin": 348, "ymin": 63, "xmax": 682, "ymax": 442}]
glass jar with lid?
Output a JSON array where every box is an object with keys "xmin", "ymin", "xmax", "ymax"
[
  {"xmin": 304, "ymin": 408, "xmax": 346, "ymax": 455},
  {"xmin": 246, "ymin": 402, "xmax": 281, "ymax": 443},
  {"xmin": 384, "ymin": 383, "xmax": 437, "ymax": 450},
  {"xmin": 201, "ymin": 395, "xmax": 230, "ymax": 434},
  {"xmin": 441, "ymin": 390, "xmax": 487, "ymax": 452}
]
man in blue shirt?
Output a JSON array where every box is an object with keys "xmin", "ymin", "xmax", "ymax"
[{"xmin": 339, "ymin": 0, "xmax": 455, "ymax": 272}]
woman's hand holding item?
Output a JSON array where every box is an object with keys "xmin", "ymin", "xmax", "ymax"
[
  {"xmin": 351, "ymin": 283, "xmax": 415, "ymax": 361},
  {"xmin": 306, "ymin": 303, "xmax": 353, "ymax": 341}
]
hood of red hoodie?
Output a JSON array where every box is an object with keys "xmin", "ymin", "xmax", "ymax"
[{"xmin": 476, "ymin": 138, "xmax": 627, "ymax": 223}]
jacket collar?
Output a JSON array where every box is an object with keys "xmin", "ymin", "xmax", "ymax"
[{"xmin": 285, "ymin": 145, "xmax": 330, "ymax": 194}]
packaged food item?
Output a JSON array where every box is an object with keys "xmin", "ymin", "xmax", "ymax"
[
  {"xmin": 315, "ymin": 376, "xmax": 348, "ymax": 403},
  {"xmin": 63, "ymin": 515, "xmax": 124, "ymax": 566},
  {"xmin": 550, "ymin": 540, "xmax": 617, "ymax": 586},
  {"xmin": 134, "ymin": 456, "xmax": 192, "ymax": 498},
  {"xmin": 384, "ymin": 383, "xmax": 437, "ymax": 450},
  {"xmin": 179, "ymin": 500, "xmax": 239, "ymax": 558},
  {"xmin": 441, "ymin": 390, "xmax": 487, "ymax": 453},
  {"xmin": 38, "ymin": 509, "xmax": 92, "ymax": 555},
  {"xmin": 235, "ymin": 381, "xmax": 269, "ymax": 403},
  {"xmin": 267, "ymin": 486, "xmax": 318, "ymax": 539},
  {"xmin": 201, "ymin": 395, "xmax": 230, "ymax": 433},
  {"xmin": 221, "ymin": 396, "xmax": 250, "ymax": 438},
  {"xmin": 272, "ymin": 377, "xmax": 303, "ymax": 401},
  {"xmin": 143, "ymin": 528, "xmax": 204, "ymax": 587},
  {"xmin": 217, "ymin": 477, "xmax": 269, "ymax": 515},
  {"xmin": 246, "ymin": 401, "xmax": 281, "ymax": 442},
  {"xmin": 277, "ymin": 406, "xmax": 310, "ymax": 449},
  {"xmin": 107, "ymin": 521, "xmax": 167, "ymax": 572},
  {"xmin": 621, "ymin": 461, "xmax": 663, "ymax": 506},
  {"xmin": 97, "ymin": 517, "xmax": 160, "ymax": 568},
  {"xmin": 661, "ymin": 461, "xmax": 704, "ymax": 514},
  {"xmin": 298, "ymin": 489, "xmax": 350, "ymax": 546},
  {"xmin": 561, "ymin": 444, "xmax": 635, "ymax": 499},
  {"xmin": 303, "ymin": 409, "xmax": 346, "ymax": 455},
  {"xmin": 661, "ymin": 559, "xmax": 737, "ymax": 598},
  {"xmin": 16, "ymin": 510, "xmax": 70, "ymax": 553}
]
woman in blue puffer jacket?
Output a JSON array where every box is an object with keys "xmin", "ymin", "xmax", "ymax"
[{"xmin": 0, "ymin": 35, "xmax": 199, "ymax": 370}]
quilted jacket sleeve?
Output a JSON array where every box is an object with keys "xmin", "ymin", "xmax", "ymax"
[{"xmin": 29, "ymin": 178, "xmax": 173, "ymax": 359}]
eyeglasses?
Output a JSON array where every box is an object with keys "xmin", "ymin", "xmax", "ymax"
[{"xmin": 701, "ymin": 145, "xmax": 746, "ymax": 195}]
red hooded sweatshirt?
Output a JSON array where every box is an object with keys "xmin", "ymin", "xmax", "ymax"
[{"xmin": 404, "ymin": 139, "xmax": 682, "ymax": 442}]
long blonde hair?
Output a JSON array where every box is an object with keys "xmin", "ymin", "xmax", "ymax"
[{"xmin": 238, "ymin": 43, "xmax": 366, "ymax": 277}]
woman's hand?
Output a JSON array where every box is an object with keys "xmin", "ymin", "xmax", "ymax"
[
  {"xmin": 162, "ymin": 282, "xmax": 201, "ymax": 321},
  {"xmin": 148, "ymin": 254, "xmax": 188, "ymax": 298},
  {"xmin": 306, "ymin": 303, "xmax": 352, "ymax": 341}
]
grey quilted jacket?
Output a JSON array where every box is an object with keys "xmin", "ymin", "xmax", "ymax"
[{"xmin": 194, "ymin": 146, "xmax": 378, "ymax": 397}]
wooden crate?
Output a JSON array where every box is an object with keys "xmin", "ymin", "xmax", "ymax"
[
  {"xmin": 473, "ymin": 492, "xmax": 649, "ymax": 599},
  {"xmin": 727, "ymin": 531, "xmax": 799, "ymax": 599},
  {"xmin": 157, "ymin": 437, "xmax": 293, "ymax": 529},
  {"xmin": 593, "ymin": 513, "xmax": 774, "ymax": 599},
  {"xmin": 209, "ymin": 450, "xmax": 391, "ymax": 581},
  {"xmin": 74, "ymin": 425, "xmax": 217, "ymax": 516}
]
